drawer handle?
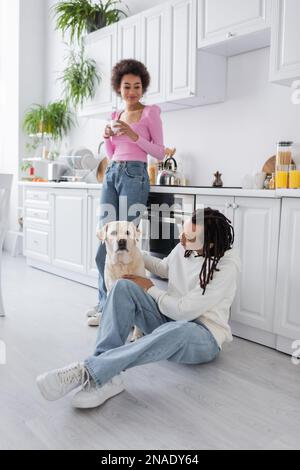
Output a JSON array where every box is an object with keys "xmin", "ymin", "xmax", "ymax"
[{"xmin": 227, "ymin": 32, "xmax": 236, "ymax": 39}]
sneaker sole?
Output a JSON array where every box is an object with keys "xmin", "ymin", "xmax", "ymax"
[{"xmin": 71, "ymin": 383, "xmax": 125, "ymax": 409}]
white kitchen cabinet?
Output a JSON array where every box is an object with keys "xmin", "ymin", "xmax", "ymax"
[
  {"xmin": 87, "ymin": 191, "xmax": 101, "ymax": 279},
  {"xmin": 166, "ymin": 0, "xmax": 197, "ymax": 101},
  {"xmin": 50, "ymin": 190, "xmax": 88, "ymax": 274},
  {"xmin": 79, "ymin": 0, "xmax": 226, "ymax": 116},
  {"xmin": 274, "ymin": 198, "xmax": 300, "ymax": 355},
  {"xmin": 116, "ymin": 14, "xmax": 142, "ymax": 111},
  {"xmin": 166, "ymin": 0, "xmax": 226, "ymax": 107},
  {"xmin": 270, "ymin": 0, "xmax": 300, "ymax": 86},
  {"xmin": 196, "ymin": 194, "xmax": 281, "ymax": 348},
  {"xmin": 140, "ymin": 3, "xmax": 168, "ymax": 106},
  {"xmin": 198, "ymin": 0, "xmax": 271, "ymax": 56},
  {"xmin": 230, "ymin": 197, "xmax": 281, "ymax": 348},
  {"xmin": 23, "ymin": 187, "xmax": 51, "ymax": 263},
  {"xmin": 195, "ymin": 194, "xmax": 234, "ymax": 221},
  {"xmin": 80, "ymin": 24, "xmax": 118, "ymax": 117},
  {"xmin": 117, "ymin": 14, "xmax": 141, "ymax": 62},
  {"xmin": 24, "ymin": 224, "xmax": 50, "ymax": 263}
]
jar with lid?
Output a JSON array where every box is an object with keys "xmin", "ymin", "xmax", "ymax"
[
  {"xmin": 147, "ymin": 156, "xmax": 158, "ymax": 185},
  {"xmin": 276, "ymin": 141, "xmax": 293, "ymax": 189}
]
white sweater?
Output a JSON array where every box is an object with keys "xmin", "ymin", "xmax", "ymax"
[{"xmin": 143, "ymin": 244, "xmax": 241, "ymax": 348}]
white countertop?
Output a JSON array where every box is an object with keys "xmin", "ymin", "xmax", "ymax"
[{"xmin": 19, "ymin": 181, "xmax": 285, "ymax": 198}]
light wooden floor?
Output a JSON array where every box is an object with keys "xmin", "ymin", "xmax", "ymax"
[{"xmin": 1, "ymin": 254, "xmax": 300, "ymax": 450}]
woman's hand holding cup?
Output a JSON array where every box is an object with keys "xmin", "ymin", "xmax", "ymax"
[{"xmin": 103, "ymin": 124, "xmax": 114, "ymax": 139}]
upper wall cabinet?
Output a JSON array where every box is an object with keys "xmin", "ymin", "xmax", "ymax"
[
  {"xmin": 197, "ymin": 0, "xmax": 271, "ymax": 56},
  {"xmin": 80, "ymin": 0, "xmax": 226, "ymax": 117},
  {"xmin": 116, "ymin": 14, "xmax": 142, "ymax": 109},
  {"xmin": 166, "ymin": 0, "xmax": 197, "ymax": 101},
  {"xmin": 140, "ymin": 0, "xmax": 226, "ymax": 110},
  {"xmin": 140, "ymin": 4, "xmax": 168, "ymax": 106},
  {"xmin": 269, "ymin": 0, "xmax": 300, "ymax": 86},
  {"xmin": 117, "ymin": 14, "xmax": 141, "ymax": 62},
  {"xmin": 79, "ymin": 24, "xmax": 118, "ymax": 117}
]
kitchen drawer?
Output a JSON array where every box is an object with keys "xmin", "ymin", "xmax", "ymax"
[
  {"xmin": 24, "ymin": 188, "xmax": 49, "ymax": 205},
  {"xmin": 25, "ymin": 207, "xmax": 49, "ymax": 223},
  {"xmin": 24, "ymin": 226, "xmax": 50, "ymax": 261}
]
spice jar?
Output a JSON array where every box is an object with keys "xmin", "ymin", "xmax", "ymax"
[
  {"xmin": 269, "ymin": 173, "xmax": 275, "ymax": 190},
  {"xmin": 263, "ymin": 174, "xmax": 272, "ymax": 190}
]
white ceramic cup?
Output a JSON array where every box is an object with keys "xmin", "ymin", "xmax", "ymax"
[
  {"xmin": 253, "ymin": 172, "xmax": 266, "ymax": 189},
  {"xmin": 110, "ymin": 119, "xmax": 120, "ymax": 135}
]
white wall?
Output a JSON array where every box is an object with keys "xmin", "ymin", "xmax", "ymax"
[{"xmin": 0, "ymin": 0, "xmax": 45, "ymax": 251}]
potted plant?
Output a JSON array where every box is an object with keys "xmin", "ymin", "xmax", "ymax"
[
  {"xmin": 59, "ymin": 44, "xmax": 101, "ymax": 109},
  {"xmin": 23, "ymin": 100, "xmax": 75, "ymax": 141},
  {"xmin": 51, "ymin": 0, "xmax": 129, "ymax": 43}
]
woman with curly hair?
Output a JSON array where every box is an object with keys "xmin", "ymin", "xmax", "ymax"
[{"xmin": 86, "ymin": 59, "xmax": 165, "ymax": 326}]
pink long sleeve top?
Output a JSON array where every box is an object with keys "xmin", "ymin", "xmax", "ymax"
[{"xmin": 104, "ymin": 104, "xmax": 165, "ymax": 162}]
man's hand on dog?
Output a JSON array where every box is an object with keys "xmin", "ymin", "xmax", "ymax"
[{"xmin": 122, "ymin": 275, "xmax": 154, "ymax": 292}]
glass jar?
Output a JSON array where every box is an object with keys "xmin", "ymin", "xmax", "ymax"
[
  {"xmin": 147, "ymin": 156, "xmax": 158, "ymax": 185},
  {"xmin": 289, "ymin": 164, "xmax": 300, "ymax": 189},
  {"xmin": 263, "ymin": 174, "xmax": 272, "ymax": 190},
  {"xmin": 276, "ymin": 141, "xmax": 293, "ymax": 189},
  {"xmin": 269, "ymin": 173, "xmax": 276, "ymax": 190}
]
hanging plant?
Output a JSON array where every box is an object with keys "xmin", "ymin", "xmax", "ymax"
[
  {"xmin": 51, "ymin": 0, "xmax": 129, "ymax": 44},
  {"xmin": 59, "ymin": 45, "xmax": 101, "ymax": 109},
  {"xmin": 23, "ymin": 100, "xmax": 76, "ymax": 141}
]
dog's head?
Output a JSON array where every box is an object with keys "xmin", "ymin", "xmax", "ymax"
[{"xmin": 97, "ymin": 221, "xmax": 141, "ymax": 258}]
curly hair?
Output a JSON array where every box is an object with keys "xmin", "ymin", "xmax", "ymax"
[
  {"xmin": 111, "ymin": 59, "xmax": 151, "ymax": 96},
  {"xmin": 185, "ymin": 208, "xmax": 235, "ymax": 295}
]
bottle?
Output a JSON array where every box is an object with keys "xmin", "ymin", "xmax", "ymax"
[
  {"xmin": 276, "ymin": 141, "xmax": 293, "ymax": 189},
  {"xmin": 147, "ymin": 156, "xmax": 158, "ymax": 185},
  {"xmin": 269, "ymin": 173, "xmax": 275, "ymax": 190},
  {"xmin": 263, "ymin": 174, "xmax": 272, "ymax": 190}
]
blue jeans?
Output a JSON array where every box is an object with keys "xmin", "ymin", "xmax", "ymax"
[
  {"xmin": 95, "ymin": 161, "xmax": 150, "ymax": 311},
  {"xmin": 84, "ymin": 279, "xmax": 220, "ymax": 387}
]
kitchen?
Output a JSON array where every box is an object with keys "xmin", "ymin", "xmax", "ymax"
[{"xmin": 1, "ymin": 0, "xmax": 300, "ymax": 452}]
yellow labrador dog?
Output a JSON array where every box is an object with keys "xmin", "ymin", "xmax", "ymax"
[{"xmin": 96, "ymin": 221, "xmax": 145, "ymax": 341}]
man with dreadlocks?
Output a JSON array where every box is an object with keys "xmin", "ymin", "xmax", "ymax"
[{"xmin": 37, "ymin": 208, "xmax": 241, "ymax": 409}]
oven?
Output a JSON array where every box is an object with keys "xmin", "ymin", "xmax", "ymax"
[{"xmin": 140, "ymin": 192, "xmax": 195, "ymax": 258}]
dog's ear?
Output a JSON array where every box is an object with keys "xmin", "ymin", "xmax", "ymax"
[{"xmin": 96, "ymin": 224, "xmax": 108, "ymax": 242}]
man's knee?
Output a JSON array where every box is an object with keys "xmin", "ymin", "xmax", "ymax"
[
  {"xmin": 112, "ymin": 278, "xmax": 137, "ymax": 294},
  {"xmin": 153, "ymin": 320, "xmax": 189, "ymax": 337}
]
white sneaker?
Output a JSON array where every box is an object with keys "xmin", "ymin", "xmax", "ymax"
[
  {"xmin": 71, "ymin": 374, "xmax": 125, "ymax": 409},
  {"xmin": 87, "ymin": 312, "xmax": 101, "ymax": 327},
  {"xmin": 85, "ymin": 305, "xmax": 101, "ymax": 318},
  {"xmin": 37, "ymin": 362, "xmax": 87, "ymax": 401}
]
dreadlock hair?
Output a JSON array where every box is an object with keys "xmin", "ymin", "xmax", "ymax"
[{"xmin": 191, "ymin": 208, "xmax": 234, "ymax": 295}]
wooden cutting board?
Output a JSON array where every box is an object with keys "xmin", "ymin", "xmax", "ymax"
[
  {"xmin": 262, "ymin": 155, "xmax": 295, "ymax": 174},
  {"xmin": 262, "ymin": 156, "xmax": 276, "ymax": 174}
]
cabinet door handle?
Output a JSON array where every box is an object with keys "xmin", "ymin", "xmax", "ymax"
[
  {"xmin": 232, "ymin": 203, "xmax": 239, "ymax": 210},
  {"xmin": 225, "ymin": 202, "xmax": 232, "ymax": 209},
  {"xmin": 227, "ymin": 32, "xmax": 236, "ymax": 39}
]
